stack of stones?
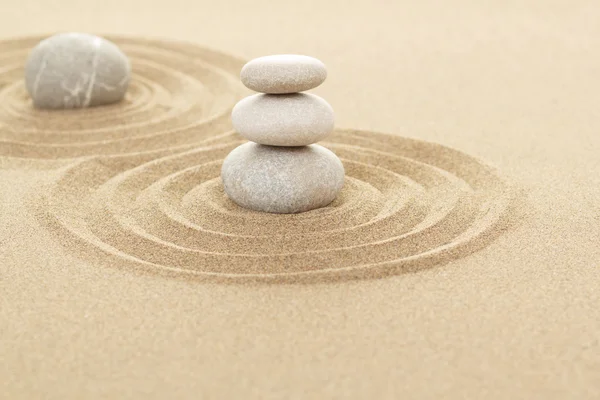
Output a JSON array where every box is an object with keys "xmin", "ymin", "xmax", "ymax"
[{"xmin": 221, "ymin": 55, "xmax": 345, "ymax": 214}]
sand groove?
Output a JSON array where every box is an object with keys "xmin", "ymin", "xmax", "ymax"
[
  {"xmin": 35, "ymin": 129, "xmax": 518, "ymax": 283},
  {"xmin": 0, "ymin": 36, "xmax": 247, "ymax": 158}
]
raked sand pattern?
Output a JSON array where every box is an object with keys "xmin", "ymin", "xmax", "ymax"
[
  {"xmin": 0, "ymin": 36, "xmax": 246, "ymax": 159},
  {"xmin": 34, "ymin": 127, "xmax": 518, "ymax": 283},
  {"xmin": 0, "ymin": 36, "xmax": 518, "ymax": 283}
]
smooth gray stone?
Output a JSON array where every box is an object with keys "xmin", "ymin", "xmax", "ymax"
[
  {"xmin": 231, "ymin": 93, "xmax": 334, "ymax": 146},
  {"xmin": 221, "ymin": 143, "xmax": 345, "ymax": 214},
  {"xmin": 24, "ymin": 33, "xmax": 131, "ymax": 109},
  {"xmin": 241, "ymin": 55, "xmax": 327, "ymax": 94}
]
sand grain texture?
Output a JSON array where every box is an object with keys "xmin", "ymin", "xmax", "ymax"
[{"xmin": 1, "ymin": 1, "xmax": 600, "ymax": 399}]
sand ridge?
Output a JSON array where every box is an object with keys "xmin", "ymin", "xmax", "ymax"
[
  {"xmin": 0, "ymin": 36, "xmax": 247, "ymax": 159},
  {"xmin": 32, "ymin": 126, "xmax": 519, "ymax": 283}
]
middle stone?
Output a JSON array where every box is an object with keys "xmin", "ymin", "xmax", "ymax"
[{"xmin": 231, "ymin": 93, "xmax": 335, "ymax": 146}]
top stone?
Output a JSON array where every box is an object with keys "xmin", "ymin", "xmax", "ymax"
[
  {"xmin": 240, "ymin": 55, "xmax": 327, "ymax": 94},
  {"xmin": 25, "ymin": 33, "xmax": 131, "ymax": 109}
]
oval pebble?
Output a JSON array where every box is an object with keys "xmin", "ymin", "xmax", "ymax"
[
  {"xmin": 241, "ymin": 55, "xmax": 327, "ymax": 94},
  {"xmin": 25, "ymin": 32, "xmax": 131, "ymax": 109},
  {"xmin": 222, "ymin": 142, "xmax": 345, "ymax": 214},
  {"xmin": 232, "ymin": 93, "xmax": 334, "ymax": 146}
]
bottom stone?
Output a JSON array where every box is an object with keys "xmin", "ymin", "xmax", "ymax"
[{"xmin": 221, "ymin": 142, "xmax": 345, "ymax": 214}]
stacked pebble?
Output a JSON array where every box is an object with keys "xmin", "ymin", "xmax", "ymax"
[{"xmin": 222, "ymin": 55, "xmax": 345, "ymax": 214}]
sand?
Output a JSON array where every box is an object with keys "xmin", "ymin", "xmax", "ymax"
[{"xmin": 1, "ymin": 1, "xmax": 599, "ymax": 399}]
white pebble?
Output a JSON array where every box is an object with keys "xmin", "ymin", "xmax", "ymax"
[
  {"xmin": 241, "ymin": 55, "xmax": 326, "ymax": 94},
  {"xmin": 232, "ymin": 93, "xmax": 334, "ymax": 146},
  {"xmin": 222, "ymin": 142, "xmax": 345, "ymax": 214},
  {"xmin": 25, "ymin": 33, "xmax": 131, "ymax": 109}
]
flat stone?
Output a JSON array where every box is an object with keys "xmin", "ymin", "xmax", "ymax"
[
  {"xmin": 221, "ymin": 143, "xmax": 345, "ymax": 214},
  {"xmin": 232, "ymin": 93, "xmax": 334, "ymax": 146},
  {"xmin": 241, "ymin": 55, "xmax": 326, "ymax": 94},
  {"xmin": 25, "ymin": 33, "xmax": 131, "ymax": 109}
]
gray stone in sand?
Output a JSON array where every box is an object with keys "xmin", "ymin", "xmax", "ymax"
[
  {"xmin": 241, "ymin": 55, "xmax": 327, "ymax": 94},
  {"xmin": 25, "ymin": 33, "xmax": 131, "ymax": 109},
  {"xmin": 232, "ymin": 93, "xmax": 334, "ymax": 146},
  {"xmin": 222, "ymin": 142, "xmax": 345, "ymax": 214}
]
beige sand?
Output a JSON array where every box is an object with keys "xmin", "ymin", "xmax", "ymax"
[{"xmin": 1, "ymin": 1, "xmax": 599, "ymax": 399}]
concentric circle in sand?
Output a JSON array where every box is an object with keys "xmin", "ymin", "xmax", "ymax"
[
  {"xmin": 36, "ymin": 129, "xmax": 518, "ymax": 283},
  {"xmin": 0, "ymin": 35, "xmax": 246, "ymax": 158}
]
